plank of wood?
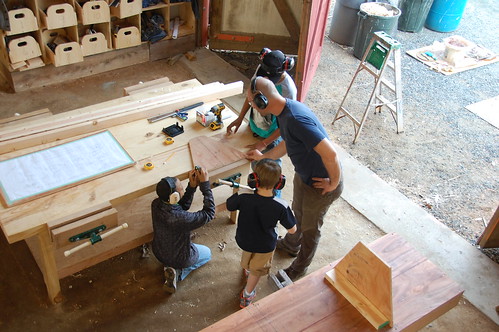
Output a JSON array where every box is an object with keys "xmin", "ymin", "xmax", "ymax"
[
  {"xmin": 50, "ymin": 208, "xmax": 118, "ymax": 249},
  {"xmin": 47, "ymin": 202, "xmax": 112, "ymax": 230},
  {"xmin": 0, "ymin": 81, "xmax": 244, "ymax": 154},
  {"xmin": 0, "ymin": 81, "xmax": 226, "ymax": 140},
  {"xmin": 9, "ymin": 43, "xmax": 150, "ymax": 92},
  {"xmin": 325, "ymin": 241, "xmax": 393, "ymax": 329},
  {"xmin": 149, "ymin": 34, "xmax": 195, "ymax": 62},
  {"xmin": 0, "ymin": 108, "xmax": 52, "ymax": 125},
  {"xmin": 189, "ymin": 135, "xmax": 246, "ymax": 172},
  {"xmin": 478, "ymin": 205, "xmax": 499, "ymax": 248},
  {"xmin": 123, "ymin": 76, "xmax": 172, "ymax": 96}
]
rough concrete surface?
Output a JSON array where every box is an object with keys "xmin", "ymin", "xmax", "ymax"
[{"xmin": 0, "ymin": 0, "xmax": 498, "ymax": 331}]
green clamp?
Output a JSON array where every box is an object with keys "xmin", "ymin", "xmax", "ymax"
[
  {"xmin": 212, "ymin": 172, "xmax": 242, "ymax": 187},
  {"xmin": 69, "ymin": 225, "xmax": 107, "ymax": 245}
]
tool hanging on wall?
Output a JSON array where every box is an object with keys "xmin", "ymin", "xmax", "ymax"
[{"xmin": 64, "ymin": 223, "xmax": 129, "ymax": 257}]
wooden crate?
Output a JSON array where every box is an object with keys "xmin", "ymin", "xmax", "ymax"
[
  {"xmin": 80, "ymin": 22, "xmax": 111, "ymax": 56},
  {"xmin": 7, "ymin": 35, "xmax": 42, "ymax": 63},
  {"xmin": 42, "ymin": 29, "xmax": 83, "ymax": 66},
  {"xmin": 76, "ymin": 0, "xmax": 111, "ymax": 25},
  {"xmin": 109, "ymin": 0, "xmax": 142, "ymax": 19},
  {"xmin": 6, "ymin": 8, "xmax": 39, "ymax": 35},
  {"xmin": 39, "ymin": 3, "xmax": 78, "ymax": 30}
]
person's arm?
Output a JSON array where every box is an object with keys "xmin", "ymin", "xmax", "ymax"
[
  {"xmin": 226, "ymin": 96, "xmax": 251, "ymax": 135},
  {"xmin": 287, "ymin": 224, "xmax": 297, "ymax": 234},
  {"xmin": 178, "ymin": 169, "xmax": 198, "ymax": 210},
  {"xmin": 246, "ymin": 139, "xmax": 287, "ymax": 161},
  {"xmin": 311, "ymin": 138, "xmax": 341, "ymax": 194},
  {"xmin": 246, "ymin": 129, "xmax": 281, "ymax": 151}
]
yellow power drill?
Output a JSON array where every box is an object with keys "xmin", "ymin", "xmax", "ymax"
[{"xmin": 209, "ymin": 103, "xmax": 225, "ymax": 131}]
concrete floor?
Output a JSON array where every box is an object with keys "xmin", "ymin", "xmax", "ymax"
[
  {"xmin": 0, "ymin": 1, "xmax": 498, "ymax": 329},
  {"xmin": 0, "ymin": 47, "xmax": 497, "ymax": 331}
]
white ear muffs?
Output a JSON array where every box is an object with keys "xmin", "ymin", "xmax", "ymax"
[{"xmin": 169, "ymin": 192, "xmax": 180, "ymax": 204}]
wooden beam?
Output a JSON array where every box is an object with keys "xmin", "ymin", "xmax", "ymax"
[
  {"xmin": 478, "ymin": 205, "xmax": 499, "ymax": 248},
  {"xmin": 123, "ymin": 77, "xmax": 172, "ymax": 96},
  {"xmin": 0, "ymin": 108, "xmax": 52, "ymax": 125},
  {"xmin": 273, "ymin": 0, "xmax": 301, "ymax": 41}
]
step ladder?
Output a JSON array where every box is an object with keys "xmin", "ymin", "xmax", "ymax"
[{"xmin": 332, "ymin": 31, "xmax": 403, "ymax": 143}]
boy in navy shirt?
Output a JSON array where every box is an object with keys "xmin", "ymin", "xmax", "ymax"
[{"xmin": 226, "ymin": 159, "xmax": 297, "ymax": 308}]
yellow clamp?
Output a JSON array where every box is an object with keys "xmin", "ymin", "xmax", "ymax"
[
  {"xmin": 164, "ymin": 137, "xmax": 174, "ymax": 145},
  {"xmin": 143, "ymin": 162, "xmax": 154, "ymax": 170}
]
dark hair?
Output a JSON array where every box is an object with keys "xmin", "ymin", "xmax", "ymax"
[
  {"xmin": 156, "ymin": 177, "xmax": 177, "ymax": 201},
  {"xmin": 254, "ymin": 159, "xmax": 281, "ymax": 189}
]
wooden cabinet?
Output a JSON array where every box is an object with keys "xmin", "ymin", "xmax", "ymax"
[{"xmin": 0, "ymin": 0, "xmax": 197, "ymax": 91}]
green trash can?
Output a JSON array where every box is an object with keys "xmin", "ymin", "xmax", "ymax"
[
  {"xmin": 398, "ymin": 0, "xmax": 434, "ymax": 32},
  {"xmin": 353, "ymin": 2, "xmax": 401, "ymax": 59}
]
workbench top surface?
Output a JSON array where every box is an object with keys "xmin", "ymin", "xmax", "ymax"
[{"xmin": 0, "ymin": 100, "xmax": 256, "ymax": 244}]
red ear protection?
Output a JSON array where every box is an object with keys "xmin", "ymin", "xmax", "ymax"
[
  {"xmin": 247, "ymin": 172, "xmax": 286, "ymax": 190},
  {"xmin": 283, "ymin": 56, "xmax": 295, "ymax": 71},
  {"xmin": 259, "ymin": 47, "xmax": 271, "ymax": 60}
]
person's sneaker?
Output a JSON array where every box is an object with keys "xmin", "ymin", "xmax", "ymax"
[
  {"xmin": 283, "ymin": 266, "xmax": 307, "ymax": 281},
  {"xmin": 239, "ymin": 289, "xmax": 256, "ymax": 308},
  {"xmin": 163, "ymin": 267, "xmax": 177, "ymax": 294},
  {"xmin": 276, "ymin": 237, "xmax": 299, "ymax": 257}
]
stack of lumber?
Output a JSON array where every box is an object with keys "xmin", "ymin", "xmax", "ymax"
[{"xmin": 0, "ymin": 79, "xmax": 243, "ymax": 154}]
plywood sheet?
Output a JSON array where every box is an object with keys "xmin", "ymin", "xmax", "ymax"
[{"xmin": 189, "ymin": 135, "xmax": 246, "ymax": 172}]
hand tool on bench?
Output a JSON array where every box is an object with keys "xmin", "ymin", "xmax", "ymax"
[{"xmin": 147, "ymin": 102, "xmax": 204, "ymax": 123}]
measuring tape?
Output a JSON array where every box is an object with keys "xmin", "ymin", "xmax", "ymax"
[
  {"xmin": 143, "ymin": 162, "xmax": 154, "ymax": 170},
  {"xmin": 164, "ymin": 137, "xmax": 174, "ymax": 145}
]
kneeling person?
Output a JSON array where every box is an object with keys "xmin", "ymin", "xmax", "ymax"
[{"xmin": 151, "ymin": 166, "xmax": 215, "ymax": 293}]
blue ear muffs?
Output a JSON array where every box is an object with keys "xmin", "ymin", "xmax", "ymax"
[{"xmin": 250, "ymin": 77, "xmax": 268, "ymax": 109}]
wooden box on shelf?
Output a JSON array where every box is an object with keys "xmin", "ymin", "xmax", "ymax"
[
  {"xmin": 112, "ymin": 26, "xmax": 140, "ymax": 49},
  {"xmin": 7, "ymin": 34, "xmax": 42, "ymax": 63},
  {"xmin": 39, "ymin": 2, "xmax": 78, "ymax": 29},
  {"xmin": 42, "ymin": 29, "xmax": 83, "ymax": 66},
  {"xmin": 109, "ymin": 0, "xmax": 142, "ymax": 19},
  {"xmin": 111, "ymin": 15, "xmax": 140, "ymax": 49},
  {"xmin": 76, "ymin": 0, "xmax": 111, "ymax": 25},
  {"xmin": 6, "ymin": 8, "xmax": 39, "ymax": 35},
  {"xmin": 80, "ymin": 23, "xmax": 110, "ymax": 56}
]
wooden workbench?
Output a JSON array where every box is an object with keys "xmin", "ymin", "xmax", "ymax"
[
  {"xmin": 202, "ymin": 233, "xmax": 463, "ymax": 332},
  {"xmin": 0, "ymin": 79, "xmax": 257, "ymax": 303}
]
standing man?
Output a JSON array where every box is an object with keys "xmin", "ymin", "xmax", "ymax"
[{"xmin": 245, "ymin": 77, "xmax": 343, "ymax": 280}]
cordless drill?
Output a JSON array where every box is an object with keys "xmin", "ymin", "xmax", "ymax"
[{"xmin": 209, "ymin": 103, "xmax": 225, "ymax": 131}]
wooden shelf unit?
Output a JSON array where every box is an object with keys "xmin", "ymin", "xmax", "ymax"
[{"xmin": 0, "ymin": 0, "xmax": 197, "ymax": 91}]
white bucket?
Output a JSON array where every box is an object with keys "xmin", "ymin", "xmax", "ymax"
[{"xmin": 443, "ymin": 35, "xmax": 472, "ymax": 66}]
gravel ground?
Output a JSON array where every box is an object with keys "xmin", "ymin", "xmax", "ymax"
[{"xmin": 216, "ymin": 0, "xmax": 499, "ymax": 263}]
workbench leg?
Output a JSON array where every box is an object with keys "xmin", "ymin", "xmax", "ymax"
[
  {"xmin": 229, "ymin": 177, "xmax": 239, "ymax": 223},
  {"xmin": 36, "ymin": 229, "xmax": 63, "ymax": 304}
]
